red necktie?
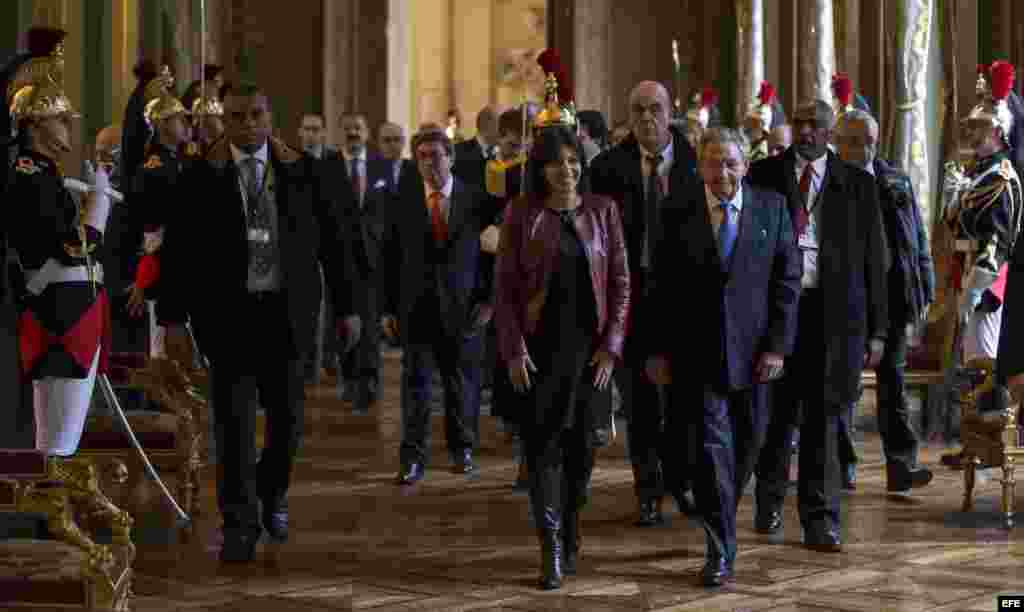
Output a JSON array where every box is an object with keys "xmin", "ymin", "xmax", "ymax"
[
  {"xmin": 351, "ymin": 160, "xmax": 366, "ymax": 207},
  {"xmin": 794, "ymin": 164, "xmax": 813, "ymax": 236},
  {"xmin": 427, "ymin": 192, "xmax": 448, "ymax": 243}
]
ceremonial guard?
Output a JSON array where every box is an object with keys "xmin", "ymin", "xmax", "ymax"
[
  {"xmin": 743, "ymin": 82, "xmax": 786, "ymax": 163},
  {"xmin": 189, "ymin": 82, "xmax": 225, "ymax": 156},
  {"xmin": 685, "ymin": 87, "xmax": 720, "ymax": 150},
  {"xmin": 944, "ymin": 61, "xmax": 1023, "ymax": 364},
  {"xmin": 124, "ymin": 66, "xmax": 193, "ymax": 358},
  {"xmin": 2, "ymin": 29, "xmax": 114, "ymax": 457}
]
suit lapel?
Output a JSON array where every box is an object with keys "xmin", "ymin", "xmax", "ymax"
[
  {"xmin": 689, "ymin": 189, "xmax": 720, "ymax": 271},
  {"xmin": 782, "ymin": 150, "xmax": 800, "ymax": 210},
  {"xmin": 446, "ymin": 180, "xmax": 466, "ymax": 242}
]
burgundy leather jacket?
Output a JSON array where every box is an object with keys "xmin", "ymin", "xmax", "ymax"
[{"xmin": 494, "ymin": 193, "xmax": 631, "ymax": 364}]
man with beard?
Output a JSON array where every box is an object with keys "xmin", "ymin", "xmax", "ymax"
[
  {"xmin": 748, "ymin": 100, "xmax": 888, "ymax": 551},
  {"xmin": 590, "ymin": 80, "xmax": 699, "ymax": 527},
  {"xmin": 833, "ymin": 108, "xmax": 935, "ymax": 494}
]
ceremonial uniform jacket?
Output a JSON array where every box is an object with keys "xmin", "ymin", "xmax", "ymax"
[
  {"xmin": 5, "ymin": 150, "xmax": 110, "ymax": 379},
  {"xmin": 948, "ymin": 151, "xmax": 1023, "ymax": 307},
  {"xmin": 130, "ymin": 144, "xmax": 186, "ymax": 300}
]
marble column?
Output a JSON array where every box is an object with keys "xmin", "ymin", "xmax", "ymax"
[
  {"xmin": 798, "ymin": 0, "xmax": 836, "ymax": 104},
  {"xmin": 737, "ymin": 0, "xmax": 764, "ymax": 119},
  {"xmin": 573, "ymin": 0, "xmax": 613, "ymax": 117},
  {"xmin": 387, "ymin": 0, "xmax": 411, "ymax": 140},
  {"xmin": 890, "ymin": 0, "xmax": 934, "ymax": 223}
]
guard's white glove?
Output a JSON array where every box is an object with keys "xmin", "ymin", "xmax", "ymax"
[
  {"xmin": 84, "ymin": 163, "xmax": 112, "ymax": 233},
  {"xmin": 958, "ymin": 267, "xmax": 998, "ymax": 322}
]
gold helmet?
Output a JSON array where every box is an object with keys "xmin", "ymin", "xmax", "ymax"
[
  {"xmin": 687, "ymin": 87, "xmax": 718, "ymax": 130},
  {"xmin": 963, "ymin": 61, "xmax": 1015, "ymax": 142},
  {"xmin": 7, "ymin": 35, "xmax": 80, "ymax": 122},
  {"xmin": 532, "ymin": 49, "xmax": 576, "ymax": 130},
  {"xmin": 747, "ymin": 81, "xmax": 777, "ymax": 132},
  {"xmin": 191, "ymin": 90, "xmax": 224, "ymax": 117},
  {"xmin": 143, "ymin": 65, "xmax": 188, "ymax": 124}
]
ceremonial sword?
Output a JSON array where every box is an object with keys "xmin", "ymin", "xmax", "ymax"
[{"xmin": 78, "ymin": 173, "xmax": 190, "ymax": 525}]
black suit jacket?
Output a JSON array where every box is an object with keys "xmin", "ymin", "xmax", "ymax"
[
  {"xmin": 379, "ymin": 173, "xmax": 492, "ymax": 337},
  {"xmin": 156, "ymin": 139, "xmax": 360, "ymax": 366},
  {"xmin": 453, "ymin": 138, "xmax": 488, "ymax": 189},
  {"xmin": 747, "ymin": 149, "xmax": 889, "ymax": 404},
  {"xmin": 589, "ymin": 125, "xmax": 699, "ymax": 281},
  {"xmin": 650, "ymin": 182, "xmax": 801, "ymax": 391}
]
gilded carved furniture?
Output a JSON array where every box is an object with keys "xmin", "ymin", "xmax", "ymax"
[
  {"xmin": 78, "ymin": 355, "xmax": 207, "ymax": 520},
  {"xmin": 958, "ymin": 357, "xmax": 1022, "ymax": 529},
  {"xmin": 0, "ymin": 449, "xmax": 134, "ymax": 610}
]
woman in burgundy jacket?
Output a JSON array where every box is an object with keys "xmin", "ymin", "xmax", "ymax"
[{"xmin": 495, "ymin": 127, "xmax": 630, "ymax": 590}]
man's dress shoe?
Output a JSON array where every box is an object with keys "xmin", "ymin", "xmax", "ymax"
[
  {"xmin": 397, "ymin": 462, "xmax": 425, "ymax": 485},
  {"xmin": 673, "ymin": 488, "xmax": 697, "ymax": 516},
  {"xmin": 701, "ymin": 556, "xmax": 733, "ymax": 587},
  {"xmin": 452, "ymin": 449, "xmax": 477, "ymax": 475},
  {"xmin": 755, "ymin": 507, "xmax": 783, "ymax": 534},
  {"xmin": 634, "ymin": 498, "xmax": 664, "ymax": 527},
  {"xmin": 803, "ymin": 520, "xmax": 842, "ymax": 552},
  {"xmin": 262, "ymin": 502, "xmax": 289, "ymax": 542},
  {"xmin": 220, "ymin": 529, "xmax": 260, "ymax": 563},
  {"xmin": 887, "ymin": 464, "xmax": 933, "ymax": 494}
]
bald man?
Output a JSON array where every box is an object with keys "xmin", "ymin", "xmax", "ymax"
[
  {"xmin": 590, "ymin": 80, "xmax": 699, "ymax": 527},
  {"xmin": 453, "ymin": 105, "xmax": 500, "ymax": 188}
]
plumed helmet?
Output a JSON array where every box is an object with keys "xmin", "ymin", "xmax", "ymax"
[
  {"xmin": 687, "ymin": 87, "xmax": 719, "ymax": 129},
  {"xmin": 747, "ymin": 81, "xmax": 776, "ymax": 131},
  {"xmin": 532, "ymin": 49, "xmax": 577, "ymax": 130},
  {"xmin": 143, "ymin": 65, "xmax": 188, "ymax": 124},
  {"xmin": 964, "ymin": 61, "xmax": 1016, "ymax": 143},
  {"xmin": 7, "ymin": 29, "xmax": 80, "ymax": 123}
]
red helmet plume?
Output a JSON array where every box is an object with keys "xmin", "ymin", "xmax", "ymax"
[
  {"xmin": 831, "ymin": 73, "xmax": 853, "ymax": 107},
  {"xmin": 757, "ymin": 81, "xmax": 776, "ymax": 106},
  {"xmin": 536, "ymin": 48, "xmax": 573, "ymax": 105},
  {"xmin": 988, "ymin": 60, "xmax": 1015, "ymax": 101},
  {"xmin": 700, "ymin": 87, "xmax": 719, "ymax": 108}
]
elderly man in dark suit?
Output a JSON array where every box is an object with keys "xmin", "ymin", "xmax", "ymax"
[
  {"xmin": 647, "ymin": 127, "xmax": 800, "ymax": 586},
  {"xmin": 589, "ymin": 80, "xmax": 699, "ymax": 526},
  {"xmin": 832, "ymin": 108, "xmax": 934, "ymax": 494},
  {"xmin": 748, "ymin": 100, "xmax": 888, "ymax": 552},
  {"xmin": 159, "ymin": 83, "xmax": 363, "ymax": 562},
  {"xmin": 379, "ymin": 128, "xmax": 494, "ymax": 485}
]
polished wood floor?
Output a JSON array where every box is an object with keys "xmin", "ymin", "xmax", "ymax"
[{"xmin": 121, "ymin": 349, "xmax": 1023, "ymax": 611}]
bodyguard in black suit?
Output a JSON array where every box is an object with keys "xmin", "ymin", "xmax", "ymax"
[
  {"xmin": 380, "ymin": 128, "xmax": 493, "ymax": 484},
  {"xmin": 589, "ymin": 81, "xmax": 698, "ymax": 526},
  {"xmin": 647, "ymin": 128, "xmax": 800, "ymax": 586},
  {"xmin": 748, "ymin": 100, "xmax": 888, "ymax": 551},
  {"xmin": 159, "ymin": 84, "xmax": 362, "ymax": 562}
]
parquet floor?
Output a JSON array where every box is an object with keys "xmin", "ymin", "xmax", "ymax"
[{"xmin": 121, "ymin": 349, "xmax": 1023, "ymax": 611}]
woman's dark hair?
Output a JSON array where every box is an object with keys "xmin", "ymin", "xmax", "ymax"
[{"xmin": 526, "ymin": 126, "xmax": 589, "ymax": 198}]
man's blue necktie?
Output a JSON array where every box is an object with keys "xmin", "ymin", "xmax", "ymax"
[{"xmin": 718, "ymin": 200, "xmax": 737, "ymax": 270}]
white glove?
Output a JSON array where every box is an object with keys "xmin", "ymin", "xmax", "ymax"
[
  {"xmin": 84, "ymin": 164, "xmax": 112, "ymax": 233},
  {"xmin": 958, "ymin": 267, "xmax": 998, "ymax": 322}
]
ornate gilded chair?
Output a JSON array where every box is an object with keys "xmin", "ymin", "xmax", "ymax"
[
  {"xmin": 958, "ymin": 357, "xmax": 1023, "ymax": 528},
  {"xmin": 78, "ymin": 356, "xmax": 208, "ymax": 519},
  {"xmin": 0, "ymin": 449, "xmax": 134, "ymax": 610}
]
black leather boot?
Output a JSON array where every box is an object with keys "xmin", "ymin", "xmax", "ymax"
[
  {"xmin": 531, "ymin": 464, "xmax": 563, "ymax": 590},
  {"xmin": 562, "ymin": 447, "xmax": 594, "ymax": 575}
]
